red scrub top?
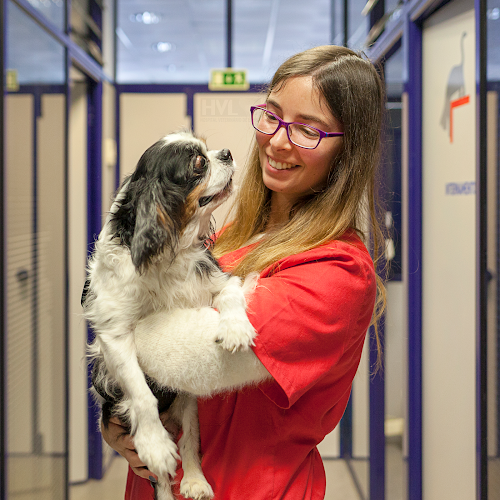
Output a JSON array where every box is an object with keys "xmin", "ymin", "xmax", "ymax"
[{"xmin": 125, "ymin": 230, "xmax": 376, "ymax": 500}]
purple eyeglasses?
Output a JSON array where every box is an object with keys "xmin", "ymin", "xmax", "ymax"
[{"xmin": 250, "ymin": 104, "xmax": 344, "ymax": 149}]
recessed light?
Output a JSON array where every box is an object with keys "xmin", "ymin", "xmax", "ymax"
[
  {"xmin": 130, "ymin": 11, "xmax": 163, "ymax": 24},
  {"xmin": 488, "ymin": 8, "xmax": 500, "ymax": 19},
  {"xmin": 152, "ymin": 42, "xmax": 175, "ymax": 53}
]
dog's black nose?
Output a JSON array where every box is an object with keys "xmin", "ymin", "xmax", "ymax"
[{"xmin": 218, "ymin": 149, "xmax": 233, "ymax": 162}]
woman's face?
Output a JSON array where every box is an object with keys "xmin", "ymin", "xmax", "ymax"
[{"xmin": 256, "ymin": 76, "xmax": 344, "ymax": 208}]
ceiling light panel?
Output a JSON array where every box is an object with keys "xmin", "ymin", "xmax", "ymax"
[{"xmin": 117, "ymin": 0, "xmax": 225, "ymax": 83}]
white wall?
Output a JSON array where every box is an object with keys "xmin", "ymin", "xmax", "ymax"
[
  {"xmin": 193, "ymin": 92, "xmax": 262, "ymax": 227},
  {"xmin": 68, "ymin": 81, "xmax": 90, "ymax": 484},
  {"xmin": 422, "ymin": 0, "xmax": 476, "ymax": 497},
  {"xmin": 119, "ymin": 92, "xmax": 264, "ymax": 230},
  {"xmin": 5, "ymin": 92, "xmax": 67, "ymax": 498},
  {"xmin": 102, "ymin": 81, "xmax": 117, "ymax": 216},
  {"xmin": 486, "ymin": 91, "xmax": 498, "ymax": 458},
  {"xmin": 5, "ymin": 94, "xmax": 35, "ymax": 455},
  {"xmin": 37, "ymin": 94, "xmax": 66, "ymax": 453},
  {"xmin": 384, "ymin": 282, "xmax": 406, "ymax": 421},
  {"xmin": 119, "ymin": 93, "xmax": 191, "ymax": 181}
]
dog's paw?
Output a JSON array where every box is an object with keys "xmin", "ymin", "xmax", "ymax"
[
  {"xmin": 134, "ymin": 425, "xmax": 180, "ymax": 478},
  {"xmin": 154, "ymin": 479, "xmax": 176, "ymax": 500},
  {"xmin": 180, "ymin": 474, "xmax": 214, "ymax": 500},
  {"xmin": 216, "ymin": 315, "xmax": 256, "ymax": 353}
]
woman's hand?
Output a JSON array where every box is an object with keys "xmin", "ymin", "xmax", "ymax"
[
  {"xmin": 101, "ymin": 416, "xmax": 157, "ymax": 481},
  {"xmin": 100, "ymin": 411, "xmax": 181, "ymax": 481}
]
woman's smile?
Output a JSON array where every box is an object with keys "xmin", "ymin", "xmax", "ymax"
[{"xmin": 267, "ymin": 156, "xmax": 300, "ymax": 171}]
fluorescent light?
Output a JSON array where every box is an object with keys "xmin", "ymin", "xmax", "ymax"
[
  {"xmin": 152, "ymin": 42, "xmax": 175, "ymax": 52},
  {"xmin": 130, "ymin": 11, "xmax": 163, "ymax": 24},
  {"xmin": 487, "ymin": 8, "xmax": 500, "ymax": 19}
]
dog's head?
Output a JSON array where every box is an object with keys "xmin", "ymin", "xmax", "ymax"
[{"xmin": 111, "ymin": 131, "xmax": 234, "ymax": 271}]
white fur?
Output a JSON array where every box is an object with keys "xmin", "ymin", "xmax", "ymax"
[{"xmin": 84, "ymin": 132, "xmax": 257, "ymax": 500}]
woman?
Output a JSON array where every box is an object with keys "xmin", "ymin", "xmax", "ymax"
[{"xmin": 103, "ymin": 45, "xmax": 386, "ymax": 499}]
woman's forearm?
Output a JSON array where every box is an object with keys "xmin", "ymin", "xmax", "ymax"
[{"xmin": 135, "ymin": 307, "xmax": 271, "ymax": 396}]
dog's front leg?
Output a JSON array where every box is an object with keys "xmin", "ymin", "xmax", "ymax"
[
  {"xmin": 98, "ymin": 332, "xmax": 179, "ymax": 482},
  {"xmin": 166, "ymin": 394, "xmax": 214, "ymax": 500},
  {"xmin": 212, "ymin": 274, "xmax": 258, "ymax": 353}
]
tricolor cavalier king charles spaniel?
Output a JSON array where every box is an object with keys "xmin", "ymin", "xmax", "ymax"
[{"xmin": 82, "ymin": 131, "xmax": 256, "ymax": 500}]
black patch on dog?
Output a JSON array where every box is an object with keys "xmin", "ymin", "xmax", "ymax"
[
  {"xmin": 195, "ymin": 244, "xmax": 224, "ymax": 279},
  {"xmin": 81, "ymin": 277, "xmax": 91, "ymax": 307},
  {"xmin": 92, "ymin": 357, "xmax": 177, "ymax": 431},
  {"xmin": 110, "ymin": 138, "xmax": 208, "ymax": 271}
]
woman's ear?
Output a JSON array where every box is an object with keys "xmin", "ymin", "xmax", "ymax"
[{"xmin": 130, "ymin": 183, "xmax": 178, "ymax": 271}]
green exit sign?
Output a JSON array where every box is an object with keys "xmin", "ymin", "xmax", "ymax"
[{"xmin": 209, "ymin": 69, "xmax": 249, "ymax": 91}]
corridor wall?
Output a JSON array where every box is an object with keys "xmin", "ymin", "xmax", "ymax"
[{"xmin": 421, "ymin": 0, "xmax": 477, "ymax": 497}]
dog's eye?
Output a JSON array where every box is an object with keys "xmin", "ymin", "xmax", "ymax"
[{"xmin": 194, "ymin": 156, "xmax": 207, "ymax": 172}]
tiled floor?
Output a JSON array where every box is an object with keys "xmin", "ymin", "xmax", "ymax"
[
  {"xmin": 70, "ymin": 456, "xmax": 362, "ymax": 500},
  {"xmin": 70, "ymin": 457, "xmax": 128, "ymax": 500}
]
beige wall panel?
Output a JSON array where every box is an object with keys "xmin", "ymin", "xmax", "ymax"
[
  {"xmin": 120, "ymin": 93, "xmax": 191, "ymax": 181},
  {"xmin": 487, "ymin": 91, "xmax": 498, "ymax": 458},
  {"xmin": 401, "ymin": 91, "xmax": 410, "ymax": 459},
  {"xmin": 37, "ymin": 94, "xmax": 66, "ymax": 453},
  {"xmin": 194, "ymin": 93, "xmax": 263, "ymax": 228},
  {"xmin": 422, "ymin": 0, "xmax": 476, "ymax": 497},
  {"xmin": 68, "ymin": 82, "xmax": 89, "ymax": 483},
  {"xmin": 5, "ymin": 94, "xmax": 35, "ymax": 454},
  {"xmin": 102, "ymin": 81, "xmax": 117, "ymax": 216},
  {"xmin": 352, "ymin": 334, "xmax": 369, "ymax": 459},
  {"xmin": 317, "ymin": 426, "xmax": 340, "ymax": 459},
  {"xmin": 101, "ymin": 81, "xmax": 118, "ymax": 469}
]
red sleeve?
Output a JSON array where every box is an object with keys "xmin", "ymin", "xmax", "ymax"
[{"xmin": 242, "ymin": 239, "xmax": 376, "ymax": 409}]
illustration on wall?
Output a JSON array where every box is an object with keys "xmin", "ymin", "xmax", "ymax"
[{"xmin": 440, "ymin": 31, "xmax": 470, "ymax": 142}]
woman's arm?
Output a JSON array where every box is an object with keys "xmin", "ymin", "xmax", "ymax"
[{"xmin": 135, "ymin": 307, "xmax": 271, "ymax": 396}]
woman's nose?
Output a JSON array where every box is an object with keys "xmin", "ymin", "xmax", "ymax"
[{"xmin": 270, "ymin": 125, "xmax": 292, "ymax": 150}]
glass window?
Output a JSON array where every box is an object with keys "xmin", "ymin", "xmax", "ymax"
[
  {"xmin": 6, "ymin": 1, "xmax": 65, "ymax": 84},
  {"xmin": 5, "ymin": 2, "xmax": 67, "ymax": 499},
  {"xmin": 24, "ymin": 0, "xmax": 65, "ymax": 31},
  {"xmin": 385, "ymin": 44, "xmax": 403, "ymax": 98},
  {"xmin": 70, "ymin": 0, "xmax": 104, "ymax": 65},
  {"xmin": 488, "ymin": 0, "xmax": 500, "ymax": 80},
  {"xmin": 102, "ymin": 0, "xmax": 116, "ymax": 78},
  {"xmin": 348, "ymin": 0, "xmax": 368, "ymax": 50},
  {"xmin": 331, "ymin": 0, "xmax": 345, "ymax": 46},
  {"xmin": 233, "ymin": 0, "xmax": 330, "ymax": 83},
  {"xmin": 116, "ymin": 0, "xmax": 225, "ymax": 83},
  {"xmin": 386, "ymin": 0, "xmax": 402, "ymax": 17}
]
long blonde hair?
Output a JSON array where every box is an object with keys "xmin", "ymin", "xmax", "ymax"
[{"xmin": 214, "ymin": 45, "xmax": 387, "ymax": 366}]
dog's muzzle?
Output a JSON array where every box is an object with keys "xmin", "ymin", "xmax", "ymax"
[
  {"xmin": 198, "ymin": 176, "xmax": 233, "ymax": 207},
  {"xmin": 217, "ymin": 149, "xmax": 232, "ymax": 162}
]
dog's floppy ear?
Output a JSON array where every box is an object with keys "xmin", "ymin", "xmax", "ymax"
[{"xmin": 130, "ymin": 182, "xmax": 181, "ymax": 271}]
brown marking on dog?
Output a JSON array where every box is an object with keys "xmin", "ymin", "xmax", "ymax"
[
  {"xmin": 156, "ymin": 204, "xmax": 173, "ymax": 231},
  {"xmin": 181, "ymin": 182, "xmax": 208, "ymax": 232}
]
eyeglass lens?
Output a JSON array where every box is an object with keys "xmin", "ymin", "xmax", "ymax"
[{"xmin": 252, "ymin": 108, "xmax": 321, "ymax": 148}]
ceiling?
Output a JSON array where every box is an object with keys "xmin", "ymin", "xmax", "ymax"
[
  {"xmin": 115, "ymin": 0, "xmax": 334, "ymax": 83},
  {"xmin": 6, "ymin": 0, "xmax": 368, "ymax": 85},
  {"xmin": 6, "ymin": 0, "xmax": 500, "ymax": 86}
]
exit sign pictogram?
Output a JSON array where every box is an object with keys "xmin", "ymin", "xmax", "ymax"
[{"xmin": 209, "ymin": 69, "xmax": 249, "ymax": 91}]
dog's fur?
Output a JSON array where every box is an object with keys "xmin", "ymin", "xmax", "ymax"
[{"xmin": 83, "ymin": 131, "xmax": 257, "ymax": 500}]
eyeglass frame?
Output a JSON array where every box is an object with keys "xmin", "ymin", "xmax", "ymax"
[{"xmin": 250, "ymin": 104, "xmax": 344, "ymax": 150}]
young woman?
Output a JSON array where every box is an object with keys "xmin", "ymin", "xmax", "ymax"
[{"xmin": 102, "ymin": 45, "xmax": 386, "ymax": 500}]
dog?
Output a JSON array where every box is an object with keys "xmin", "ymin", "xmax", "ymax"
[{"xmin": 82, "ymin": 131, "xmax": 257, "ymax": 500}]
